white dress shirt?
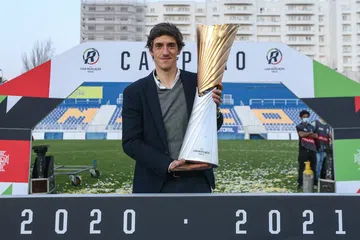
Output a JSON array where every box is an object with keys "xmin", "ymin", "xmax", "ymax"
[{"xmin": 153, "ymin": 68, "xmax": 181, "ymax": 89}]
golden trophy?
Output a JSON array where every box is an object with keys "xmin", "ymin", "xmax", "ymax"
[{"xmin": 178, "ymin": 24, "xmax": 238, "ymax": 168}]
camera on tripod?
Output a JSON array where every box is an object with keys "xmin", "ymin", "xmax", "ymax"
[{"xmin": 31, "ymin": 145, "xmax": 56, "ymax": 194}]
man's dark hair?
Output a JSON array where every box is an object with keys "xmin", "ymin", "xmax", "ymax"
[
  {"xmin": 146, "ymin": 22, "xmax": 185, "ymax": 51},
  {"xmin": 299, "ymin": 110, "xmax": 310, "ymax": 117}
]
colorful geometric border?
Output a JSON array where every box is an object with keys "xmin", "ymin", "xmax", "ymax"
[{"xmin": 0, "ymin": 42, "xmax": 359, "ymax": 195}]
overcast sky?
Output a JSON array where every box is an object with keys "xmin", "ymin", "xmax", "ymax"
[
  {"xmin": 0, "ymin": 0, "xmax": 209, "ymax": 80},
  {"xmin": 0, "ymin": 0, "xmax": 81, "ymax": 80}
]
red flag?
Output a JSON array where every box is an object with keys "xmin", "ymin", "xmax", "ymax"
[
  {"xmin": 357, "ymin": 189, "xmax": 360, "ymax": 193},
  {"xmin": 0, "ymin": 61, "xmax": 51, "ymax": 98},
  {"xmin": 0, "ymin": 140, "xmax": 31, "ymax": 183}
]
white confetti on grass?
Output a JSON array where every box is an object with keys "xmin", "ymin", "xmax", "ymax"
[
  {"xmin": 60, "ymin": 141, "xmax": 300, "ymax": 194},
  {"xmin": 212, "ymin": 164, "xmax": 298, "ymax": 193},
  {"xmin": 64, "ymin": 160, "xmax": 298, "ymax": 194},
  {"xmin": 67, "ymin": 178, "xmax": 133, "ymax": 194}
]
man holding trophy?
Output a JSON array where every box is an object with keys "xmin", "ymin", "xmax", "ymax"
[{"xmin": 122, "ymin": 22, "xmax": 238, "ymax": 193}]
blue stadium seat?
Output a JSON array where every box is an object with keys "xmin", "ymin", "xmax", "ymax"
[
  {"xmin": 34, "ymin": 104, "xmax": 100, "ymax": 131},
  {"xmin": 106, "ymin": 106, "xmax": 123, "ymax": 131},
  {"xmin": 251, "ymin": 106, "xmax": 319, "ymax": 132}
]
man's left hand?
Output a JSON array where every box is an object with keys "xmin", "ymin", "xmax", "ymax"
[
  {"xmin": 212, "ymin": 83, "xmax": 223, "ymax": 107},
  {"xmin": 171, "ymin": 159, "xmax": 212, "ymax": 171}
]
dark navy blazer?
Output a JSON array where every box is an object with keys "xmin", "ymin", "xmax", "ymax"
[{"xmin": 122, "ymin": 70, "xmax": 223, "ymax": 193}]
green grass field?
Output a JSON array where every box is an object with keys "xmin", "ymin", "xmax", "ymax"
[{"xmin": 31, "ymin": 140, "xmax": 300, "ymax": 194}]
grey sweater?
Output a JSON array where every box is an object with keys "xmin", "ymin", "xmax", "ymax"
[{"xmin": 157, "ymin": 79, "xmax": 188, "ymax": 161}]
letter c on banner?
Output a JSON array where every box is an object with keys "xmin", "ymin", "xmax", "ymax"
[{"xmin": 121, "ymin": 52, "xmax": 130, "ymax": 70}]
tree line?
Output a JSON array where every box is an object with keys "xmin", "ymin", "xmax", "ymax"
[{"xmin": 1, "ymin": 38, "xmax": 55, "ymax": 83}]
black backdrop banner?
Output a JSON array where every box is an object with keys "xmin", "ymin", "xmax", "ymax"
[
  {"xmin": 0, "ymin": 194, "xmax": 358, "ymax": 239},
  {"xmin": 302, "ymin": 97, "xmax": 360, "ymax": 138}
]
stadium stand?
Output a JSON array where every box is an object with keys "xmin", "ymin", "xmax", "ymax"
[
  {"xmin": 35, "ymin": 106, "xmax": 68, "ymax": 130},
  {"xmin": 32, "ymin": 82, "xmax": 321, "ymax": 140},
  {"xmin": 106, "ymin": 106, "xmax": 122, "ymax": 131},
  {"xmin": 220, "ymin": 107, "xmax": 244, "ymax": 131},
  {"xmin": 252, "ymin": 108, "xmax": 294, "ymax": 131},
  {"xmin": 283, "ymin": 107, "xmax": 318, "ymax": 125},
  {"xmin": 35, "ymin": 104, "xmax": 100, "ymax": 131},
  {"xmin": 250, "ymin": 103, "xmax": 319, "ymax": 132}
]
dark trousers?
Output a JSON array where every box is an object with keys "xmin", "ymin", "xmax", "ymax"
[
  {"xmin": 298, "ymin": 148, "xmax": 317, "ymax": 187},
  {"xmin": 160, "ymin": 171, "xmax": 212, "ymax": 193}
]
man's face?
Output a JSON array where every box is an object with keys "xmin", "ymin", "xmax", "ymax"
[
  {"xmin": 301, "ymin": 114, "xmax": 309, "ymax": 124},
  {"xmin": 150, "ymin": 35, "xmax": 180, "ymax": 72}
]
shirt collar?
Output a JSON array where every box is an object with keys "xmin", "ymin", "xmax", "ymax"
[{"xmin": 153, "ymin": 68, "xmax": 180, "ymax": 90}]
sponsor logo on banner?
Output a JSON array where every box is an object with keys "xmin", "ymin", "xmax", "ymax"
[
  {"xmin": 0, "ymin": 140, "xmax": 30, "ymax": 183},
  {"xmin": 354, "ymin": 150, "xmax": 360, "ymax": 170},
  {"xmin": 219, "ymin": 127, "xmax": 238, "ymax": 133},
  {"xmin": 265, "ymin": 48, "xmax": 285, "ymax": 73},
  {"xmin": 68, "ymin": 86, "xmax": 103, "ymax": 99},
  {"xmin": 0, "ymin": 151, "xmax": 9, "ymax": 172},
  {"xmin": 80, "ymin": 48, "xmax": 101, "ymax": 73}
]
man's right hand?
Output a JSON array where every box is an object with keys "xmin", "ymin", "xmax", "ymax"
[{"xmin": 169, "ymin": 159, "xmax": 212, "ymax": 172}]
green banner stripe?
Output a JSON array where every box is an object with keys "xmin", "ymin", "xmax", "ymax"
[
  {"xmin": 0, "ymin": 95, "xmax": 6, "ymax": 104},
  {"xmin": 1, "ymin": 184, "xmax": 13, "ymax": 195},
  {"xmin": 313, "ymin": 61, "xmax": 360, "ymax": 98},
  {"xmin": 334, "ymin": 139, "xmax": 360, "ymax": 181}
]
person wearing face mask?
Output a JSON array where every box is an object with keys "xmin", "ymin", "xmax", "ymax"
[
  {"xmin": 296, "ymin": 110, "xmax": 318, "ymax": 190},
  {"xmin": 311, "ymin": 117, "xmax": 332, "ymax": 181}
]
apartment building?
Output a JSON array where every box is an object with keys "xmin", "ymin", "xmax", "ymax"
[
  {"xmin": 144, "ymin": 1, "xmax": 202, "ymax": 42},
  {"xmin": 333, "ymin": 0, "xmax": 360, "ymax": 79},
  {"xmin": 80, "ymin": 0, "xmax": 360, "ymax": 78},
  {"xmin": 80, "ymin": 0, "xmax": 146, "ymax": 42},
  {"xmin": 143, "ymin": 0, "xmax": 333, "ymax": 67}
]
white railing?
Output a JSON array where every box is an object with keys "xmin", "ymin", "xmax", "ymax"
[
  {"xmin": 249, "ymin": 99, "xmax": 302, "ymax": 106},
  {"xmin": 62, "ymin": 98, "xmax": 102, "ymax": 105},
  {"xmin": 33, "ymin": 123, "xmax": 300, "ymax": 133},
  {"xmin": 34, "ymin": 124, "xmax": 122, "ymax": 132},
  {"xmin": 222, "ymin": 94, "xmax": 234, "ymax": 105},
  {"xmin": 116, "ymin": 94, "xmax": 123, "ymax": 104}
]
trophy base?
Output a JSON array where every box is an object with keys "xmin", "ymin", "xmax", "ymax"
[
  {"xmin": 170, "ymin": 159, "xmax": 216, "ymax": 172},
  {"xmin": 185, "ymin": 159, "xmax": 218, "ymax": 168}
]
